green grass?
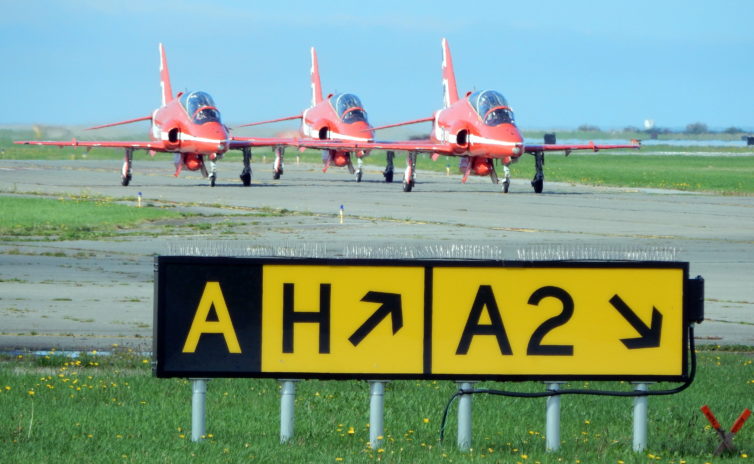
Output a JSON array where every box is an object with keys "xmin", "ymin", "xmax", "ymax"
[
  {"xmin": 507, "ymin": 154, "xmax": 754, "ymax": 194},
  {"xmin": 0, "ymin": 348, "xmax": 751, "ymax": 463},
  {"xmin": 0, "ymin": 195, "xmax": 187, "ymax": 240}
]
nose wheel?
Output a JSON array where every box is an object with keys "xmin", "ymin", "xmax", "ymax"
[
  {"xmin": 502, "ymin": 163, "xmax": 511, "ymax": 193},
  {"xmin": 355, "ymin": 157, "xmax": 363, "ymax": 182}
]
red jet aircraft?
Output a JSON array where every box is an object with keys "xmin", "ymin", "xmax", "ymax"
[
  {"xmin": 233, "ymin": 47, "xmax": 379, "ymax": 183},
  {"xmin": 301, "ymin": 38, "xmax": 640, "ymax": 193},
  {"xmin": 16, "ymin": 44, "xmax": 292, "ymax": 187}
]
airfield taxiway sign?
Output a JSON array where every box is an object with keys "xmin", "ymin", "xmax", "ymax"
[{"xmin": 155, "ymin": 257, "xmax": 698, "ymax": 380}]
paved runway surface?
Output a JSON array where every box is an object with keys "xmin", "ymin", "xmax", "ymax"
[{"xmin": 1, "ymin": 158, "xmax": 752, "ymax": 350}]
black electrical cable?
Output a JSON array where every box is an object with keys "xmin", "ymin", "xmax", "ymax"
[{"xmin": 439, "ymin": 325, "xmax": 698, "ymax": 441}]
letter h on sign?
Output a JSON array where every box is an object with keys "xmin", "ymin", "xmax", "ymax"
[{"xmin": 282, "ymin": 283, "xmax": 331, "ymax": 353}]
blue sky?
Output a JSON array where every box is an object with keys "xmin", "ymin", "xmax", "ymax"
[{"xmin": 2, "ymin": 0, "xmax": 753, "ymax": 130}]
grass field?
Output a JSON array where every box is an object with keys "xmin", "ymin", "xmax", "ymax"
[
  {"xmin": 0, "ymin": 195, "xmax": 188, "ymax": 240},
  {"xmin": 0, "ymin": 347, "xmax": 751, "ymax": 463}
]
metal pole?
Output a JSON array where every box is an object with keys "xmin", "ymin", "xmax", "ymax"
[
  {"xmin": 369, "ymin": 381, "xmax": 386, "ymax": 449},
  {"xmin": 191, "ymin": 378, "xmax": 209, "ymax": 442},
  {"xmin": 545, "ymin": 382, "xmax": 562, "ymax": 452},
  {"xmin": 633, "ymin": 383, "xmax": 649, "ymax": 452},
  {"xmin": 456, "ymin": 381, "xmax": 475, "ymax": 451},
  {"xmin": 280, "ymin": 380, "xmax": 298, "ymax": 443}
]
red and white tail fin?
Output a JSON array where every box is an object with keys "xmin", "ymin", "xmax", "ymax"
[
  {"xmin": 159, "ymin": 43, "xmax": 174, "ymax": 106},
  {"xmin": 441, "ymin": 38, "xmax": 459, "ymax": 108},
  {"xmin": 310, "ymin": 47, "xmax": 324, "ymax": 106}
]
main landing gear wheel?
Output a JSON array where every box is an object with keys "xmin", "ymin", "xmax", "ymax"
[
  {"xmin": 273, "ymin": 170, "xmax": 281, "ymax": 180},
  {"xmin": 240, "ymin": 172, "xmax": 251, "ymax": 186},
  {"xmin": 240, "ymin": 147, "xmax": 252, "ymax": 186},
  {"xmin": 121, "ymin": 174, "xmax": 131, "ymax": 187},
  {"xmin": 384, "ymin": 150, "xmax": 395, "ymax": 183},
  {"xmin": 355, "ymin": 169, "xmax": 363, "ymax": 183},
  {"xmin": 531, "ymin": 150, "xmax": 544, "ymax": 194}
]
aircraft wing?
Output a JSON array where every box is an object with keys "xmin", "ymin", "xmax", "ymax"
[
  {"xmin": 523, "ymin": 141, "xmax": 640, "ymax": 154},
  {"xmin": 229, "ymin": 137, "xmax": 303, "ymax": 149},
  {"xmin": 292, "ymin": 138, "xmax": 455, "ymax": 154},
  {"xmin": 14, "ymin": 139, "xmax": 166, "ymax": 150}
]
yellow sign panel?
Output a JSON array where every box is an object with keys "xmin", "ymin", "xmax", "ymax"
[
  {"xmin": 432, "ymin": 267, "xmax": 684, "ymax": 376},
  {"xmin": 261, "ymin": 265, "xmax": 425, "ymax": 374}
]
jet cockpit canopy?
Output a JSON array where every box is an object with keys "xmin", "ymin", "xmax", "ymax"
[
  {"xmin": 469, "ymin": 90, "xmax": 515, "ymax": 126},
  {"xmin": 331, "ymin": 93, "xmax": 368, "ymax": 124},
  {"xmin": 180, "ymin": 91, "xmax": 221, "ymax": 124}
]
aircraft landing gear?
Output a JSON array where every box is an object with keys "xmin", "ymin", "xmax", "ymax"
[
  {"xmin": 121, "ymin": 148, "xmax": 133, "ymax": 186},
  {"xmin": 403, "ymin": 151, "xmax": 417, "ymax": 192},
  {"xmin": 273, "ymin": 146, "xmax": 284, "ymax": 180},
  {"xmin": 502, "ymin": 163, "xmax": 511, "ymax": 193},
  {"xmin": 355, "ymin": 157, "xmax": 363, "ymax": 182},
  {"xmin": 240, "ymin": 147, "xmax": 252, "ymax": 186},
  {"xmin": 531, "ymin": 150, "xmax": 544, "ymax": 194},
  {"xmin": 383, "ymin": 150, "xmax": 395, "ymax": 183},
  {"xmin": 208, "ymin": 155, "xmax": 219, "ymax": 187},
  {"xmin": 346, "ymin": 152, "xmax": 356, "ymax": 175},
  {"xmin": 489, "ymin": 159, "xmax": 499, "ymax": 186}
]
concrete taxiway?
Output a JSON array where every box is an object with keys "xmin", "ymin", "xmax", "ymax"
[{"xmin": 0, "ymin": 158, "xmax": 752, "ymax": 350}]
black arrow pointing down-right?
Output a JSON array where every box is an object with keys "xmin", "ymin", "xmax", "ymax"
[{"xmin": 609, "ymin": 294, "xmax": 663, "ymax": 349}]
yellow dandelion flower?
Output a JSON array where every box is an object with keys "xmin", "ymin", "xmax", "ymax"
[
  {"xmin": 336, "ymin": 458, "xmax": 344, "ymax": 462},
  {"xmin": 27, "ymin": 390, "xmax": 35, "ymax": 396},
  {"xmin": 423, "ymin": 418, "xmax": 430, "ymax": 423},
  {"xmin": 348, "ymin": 427, "xmax": 355, "ymax": 435},
  {"xmin": 179, "ymin": 434, "xmax": 185, "ymax": 439},
  {"xmin": 4, "ymin": 386, "xmax": 10, "ymax": 391}
]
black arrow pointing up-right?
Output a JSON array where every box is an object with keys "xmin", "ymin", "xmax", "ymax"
[
  {"xmin": 348, "ymin": 292, "xmax": 403, "ymax": 347},
  {"xmin": 609, "ymin": 294, "xmax": 663, "ymax": 349}
]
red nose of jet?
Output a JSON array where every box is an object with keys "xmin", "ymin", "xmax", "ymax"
[
  {"xmin": 192, "ymin": 122, "xmax": 230, "ymax": 155},
  {"xmin": 471, "ymin": 123, "xmax": 524, "ymax": 159}
]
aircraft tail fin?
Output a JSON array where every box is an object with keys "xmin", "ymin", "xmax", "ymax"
[
  {"xmin": 159, "ymin": 43, "xmax": 174, "ymax": 106},
  {"xmin": 310, "ymin": 47, "xmax": 324, "ymax": 106},
  {"xmin": 441, "ymin": 38, "xmax": 459, "ymax": 108}
]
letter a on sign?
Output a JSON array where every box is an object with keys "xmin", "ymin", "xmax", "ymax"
[{"xmin": 183, "ymin": 281, "xmax": 242, "ymax": 353}]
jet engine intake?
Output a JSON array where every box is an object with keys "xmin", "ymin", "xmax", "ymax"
[
  {"xmin": 165, "ymin": 127, "xmax": 181, "ymax": 149},
  {"xmin": 449, "ymin": 124, "xmax": 469, "ymax": 153}
]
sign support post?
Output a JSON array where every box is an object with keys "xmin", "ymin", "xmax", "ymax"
[
  {"xmin": 457, "ymin": 381, "xmax": 475, "ymax": 451},
  {"xmin": 633, "ymin": 383, "xmax": 650, "ymax": 451},
  {"xmin": 369, "ymin": 381, "xmax": 386, "ymax": 449},
  {"xmin": 545, "ymin": 382, "xmax": 564, "ymax": 451},
  {"xmin": 190, "ymin": 378, "xmax": 209, "ymax": 442},
  {"xmin": 280, "ymin": 379, "xmax": 298, "ymax": 443}
]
